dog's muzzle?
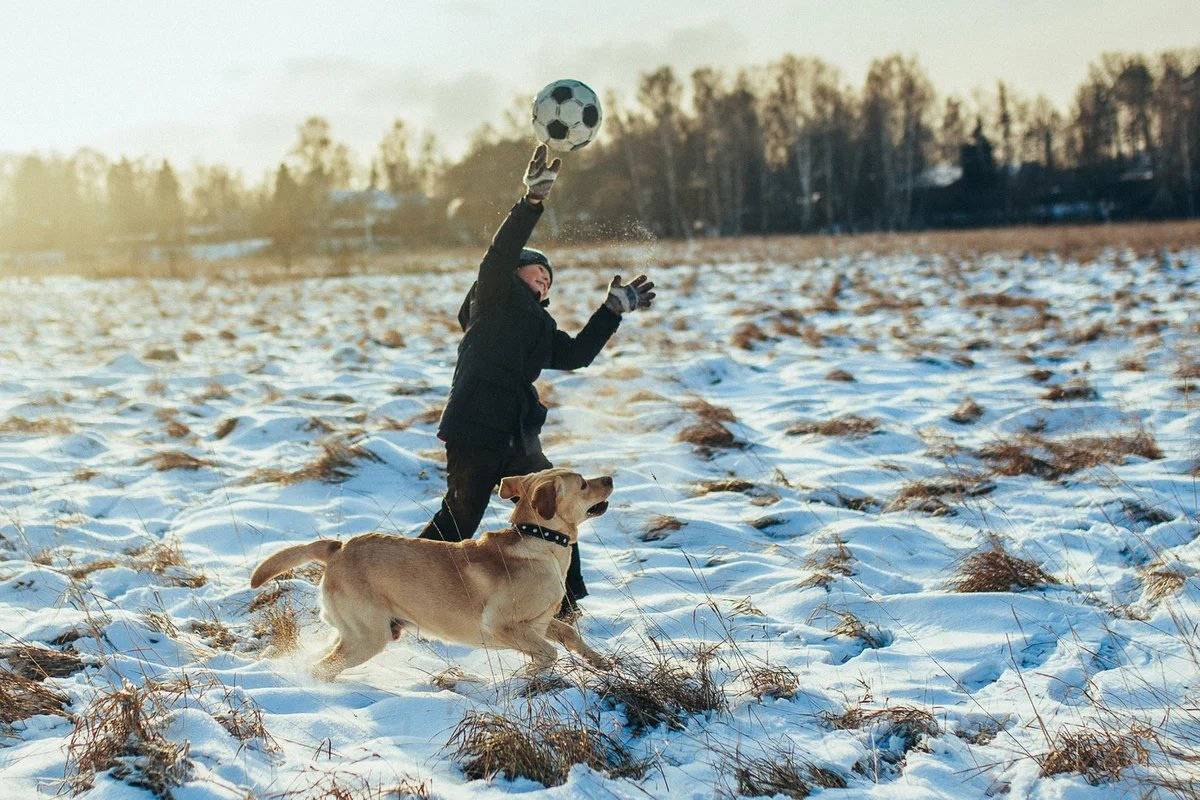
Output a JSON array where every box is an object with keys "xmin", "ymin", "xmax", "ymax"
[{"xmin": 586, "ymin": 501, "xmax": 609, "ymax": 517}]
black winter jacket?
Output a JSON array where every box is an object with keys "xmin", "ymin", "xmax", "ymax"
[{"xmin": 437, "ymin": 197, "xmax": 621, "ymax": 451}]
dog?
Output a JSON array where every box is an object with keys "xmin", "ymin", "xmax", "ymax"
[{"xmin": 249, "ymin": 467, "xmax": 613, "ymax": 680}]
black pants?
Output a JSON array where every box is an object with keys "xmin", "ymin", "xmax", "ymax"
[{"xmin": 418, "ymin": 441, "xmax": 587, "ymax": 605}]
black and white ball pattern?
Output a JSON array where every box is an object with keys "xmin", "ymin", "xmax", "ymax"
[{"xmin": 532, "ymin": 79, "xmax": 602, "ymax": 153}]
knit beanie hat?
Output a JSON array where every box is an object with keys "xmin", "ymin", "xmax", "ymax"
[{"xmin": 518, "ymin": 248, "xmax": 552, "ymax": 285}]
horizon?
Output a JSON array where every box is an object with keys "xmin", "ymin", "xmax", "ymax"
[{"xmin": 5, "ymin": 1, "xmax": 1198, "ymax": 180}]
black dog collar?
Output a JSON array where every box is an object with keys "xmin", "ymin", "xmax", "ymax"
[{"xmin": 515, "ymin": 522, "xmax": 571, "ymax": 548}]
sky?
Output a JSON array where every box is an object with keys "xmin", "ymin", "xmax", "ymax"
[{"xmin": 3, "ymin": 1, "xmax": 1197, "ymax": 180}]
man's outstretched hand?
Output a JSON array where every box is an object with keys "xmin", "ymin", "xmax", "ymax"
[
  {"xmin": 523, "ymin": 144, "xmax": 561, "ymax": 204},
  {"xmin": 604, "ymin": 275, "xmax": 656, "ymax": 315}
]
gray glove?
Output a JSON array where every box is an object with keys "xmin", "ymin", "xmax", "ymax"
[
  {"xmin": 522, "ymin": 143, "xmax": 561, "ymax": 202},
  {"xmin": 604, "ymin": 274, "xmax": 656, "ymax": 314}
]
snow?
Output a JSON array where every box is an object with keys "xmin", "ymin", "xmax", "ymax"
[{"xmin": 0, "ymin": 248, "xmax": 1197, "ymax": 798}]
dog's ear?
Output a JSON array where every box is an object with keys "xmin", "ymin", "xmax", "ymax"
[
  {"xmin": 532, "ymin": 479, "xmax": 558, "ymax": 520},
  {"xmin": 498, "ymin": 475, "xmax": 525, "ymax": 504}
]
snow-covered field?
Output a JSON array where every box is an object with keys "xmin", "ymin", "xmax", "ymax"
[{"xmin": 1, "ymin": 247, "xmax": 1198, "ymax": 799}]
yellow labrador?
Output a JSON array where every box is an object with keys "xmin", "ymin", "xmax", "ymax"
[{"xmin": 250, "ymin": 468, "xmax": 612, "ymax": 679}]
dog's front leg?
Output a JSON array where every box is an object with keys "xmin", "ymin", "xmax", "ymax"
[
  {"xmin": 490, "ymin": 623, "xmax": 559, "ymax": 672},
  {"xmin": 547, "ymin": 618, "xmax": 610, "ymax": 669}
]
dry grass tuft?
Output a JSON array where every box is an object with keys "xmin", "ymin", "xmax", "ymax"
[
  {"xmin": 0, "ymin": 666, "xmax": 70, "ymax": 732},
  {"xmin": 142, "ymin": 451, "xmax": 215, "ymax": 472},
  {"xmin": 824, "ymin": 368, "xmax": 856, "ymax": 382},
  {"xmin": 375, "ymin": 328, "xmax": 406, "ymax": 348},
  {"xmin": 822, "ymin": 703, "xmax": 939, "ymax": 779},
  {"xmin": 742, "ymin": 663, "xmax": 800, "ymax": 701},
  {"xmin": 187, "ymin": 619, "xmax": 237, "ymax": 651},
  {"xmin": 249, "ymin": 435, "xmax": 383, "ymax": 485},
  {"xmin": 581, "ymin": 646, "xmax": 728, "ymax": 735},
  {"xmin": 964, "ymin": 292, "xmax": 1049, "ymax": 311},
  {"xmin": 798, "ymin": 535, "xmax": 854, "ymax": 590},
  {"xmin": 1027, "ymin": 368, "xmax": 1054, "ymax": 382},
  {"xmin": 722, "ymin": 744, "xmax": 846, "ymax": 800},
  {"xmin": 886, "ymin": 474, "xmax": 994, "ymax": 516},
  {"xmin": 978, "ymin": 431, "xmax": 1163, "ymax": 479},
  {"xmin": 949, "ymin": 397, "xmax": 984, "ymax": 424},
  {"xmin": 678, "ymin": 421, "xmax": 737, "ymax": 451},
  {"xmin": 950, "ymin": 539, "xmax": 1059, "ymax": 593},
  {"xmin": 448, "ymin": 709, "xmax": 647, "ymax": 787},
  {"xmin": 1039, "ymin": 727, "xmax": 1149, "ymax": 785},
  {"xmin": 127, "ymin": 539, "xmax": 207, "ymax": 588},
  {"xmin": 732, "ymin": 322, "xmax": 772, "ymax": 350},
  {"xmin": 0, "ymin": 644, "xmax": 85, "ymax": 680},
  {"xmin": 253, "ymin": 599, "xmax": 301, "ymax": 655},
  {"xmin": 787, "ymin": 415, "xmax": 878, "ymax": 438},
  {"xmin": 213, "ymin": 418, "xmax": 238, "ymax": 439},
  {"xmin": 642, "ymin": 515, "xmax": 684, "ymax": 541},
  {"xmin": 696, "ymin": 478, "xmax": 756, "ymax": 494},
  {"xmin": 683, "ymin": 397, "xmax": 736, "ymax": 423},
  {"xmin": 1141, "ymin": 564, "xmax": 1188, "ymax": 602},
  {"xmin": 0, "ymin": 415, "xmax": 74, "ymax": 436},
  {"xmin": 143, "ymin": 346, "xmax": 180, "ymax": 362},
  {"xmin": 824, "ymin": 608, "xmax": 889, "ymax": 649},
  {"xmin": 67, "ymin": 679, "xmax": 192, "ymax": 797},
  {"xmin": 213, "ymin": 696, "xmax": 277, "ymax": 753},
  {"xmin": 1042, "ymin": 378, "xmax": 1099, "ymax": 402}
]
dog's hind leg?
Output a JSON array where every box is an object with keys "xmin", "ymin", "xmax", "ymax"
[
  {"xmin": 547, "ymin": 618, "xmax": 609, "ymax": 668},
  {"xmin": 313, "ymin": 626, "xmax": 388, "ymax": 681}
]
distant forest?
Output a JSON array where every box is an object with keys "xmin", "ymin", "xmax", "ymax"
[{"xmin": 2, "ymin": 49, "xmax": 1198, "ymax": 264}]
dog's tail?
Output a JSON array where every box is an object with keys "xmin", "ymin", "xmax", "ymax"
[{"xmin": 250, "ymin": 540, "xmax": 342, "ymax": 588}]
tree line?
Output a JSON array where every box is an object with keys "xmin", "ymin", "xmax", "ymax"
[{"xmin": 2, "ymin": 48, "xmax": 1197, "ymax": 263}]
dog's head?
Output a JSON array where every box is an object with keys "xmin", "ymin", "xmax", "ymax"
[{"xmin": 498, "ymin": 468, "xmax": 613, "ymax": 532}]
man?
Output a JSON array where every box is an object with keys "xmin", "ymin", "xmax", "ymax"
[{"xmin": 418, "ymin": 144, "xmax": 655, "ymax": 617}]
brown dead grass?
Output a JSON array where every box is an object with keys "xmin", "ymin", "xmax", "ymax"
[
  {"xmin": 978, "ymin": 431, "xmax": 1163, "ymax": 479},
  {"xmin": 964, "ymin": 292, "xmax": 1050, "ymax": 312},
  {"xmin": 787, "ymin": 415, "xmax": 878, "ymax": 438},
  {"xmin": 448, "ymin": 709, "xmax": 647, "ymax": 787},
  {"xmin": 886, "ymin": 474, "xmax": 994, "ymax": 515},
  {"xmin": 213, "ymin": 417, "xmax": 238, "ymax": 439},
  {"xmin": 742, "ymin": 663, "xmax": 800, "ymax": 701},
  {"xmin": 1039, "ymin": 727, "xmax": 1149, "ymax": 785},
  {"xmin": 253, "ymin": 599, "xmax": 301, "ymax": 655},
  {"xmin": 0, "ymin": 416, "xmax": 74, "ymax": 436},
  {"xmin": 1142, "ymin": 565, "xmax": 1188, "ymax": 602},
  {"xmin": 950, "ymin": 539, "xmax": 1059, "ymax": 593},
  {"xmin": 67, "ymin": 679, "xmax": 192, "ymax": 797},
  {"xmin": 732, "ymin": 322, "xmax": 772, "ymax": 350},
  {"xmin": 949, "ymin": 397, "xmax": 984, "ymax": 424},
  {"xmin": 248, "ymin": 436, "xmax": 383, "ymax": 485},
  {"xmin": 0, "ymin": 667, "xmax": 70, "ymax": 732},
  {"xmin": 824, "ymin": 368, "xmax": 855, "ymax": 382},
  {"xmin": 824, "ymin": 608, "xmax": 889, "ymax": 649},
  {"xmin": 127, "ymin": 539, "xmax": 207, "ymax": 588},
  {"xmin": 678, "ymin": 421, "xmax": 737, "ymax": 450},
  {"xmin": 0, "ymin": 644, "xmax": 85, "ymax": 680},
  {"xmin": 580, "ymin": 645, "xmax": 728, "ymax": 735},
  {"xmin": 822, "ymin": 703, "xmax": 938, "ymax": 778},
  {"xmin": 1042, "ymin": 378, "xmax": 1099, "ymax": 402},
  {"xmin": 798, "ymin": 535, "xmax": 855, "ymax": 590},
  {"xmin": 187, "ymin": 619, "xmax": 238, "ymax": 651},
  {"xmin": 142, "ymin": 450, "xmax": 215, "ymax": 472},
  {"xmin": 723, "ymin": 744, "xmax": 846, "ymax": 800},
  {"xmin": 642, "ymin": 515, "xmax": 684, "ymax": 541}
]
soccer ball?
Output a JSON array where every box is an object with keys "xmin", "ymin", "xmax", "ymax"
[{"xmin": 531, "ymin": 79, "xmax": 602, "ymax": 153}]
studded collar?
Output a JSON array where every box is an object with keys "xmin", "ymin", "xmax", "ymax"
[{"xmin": 514, "ymin": 522, "xmax": 571, "ymax": 548}]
